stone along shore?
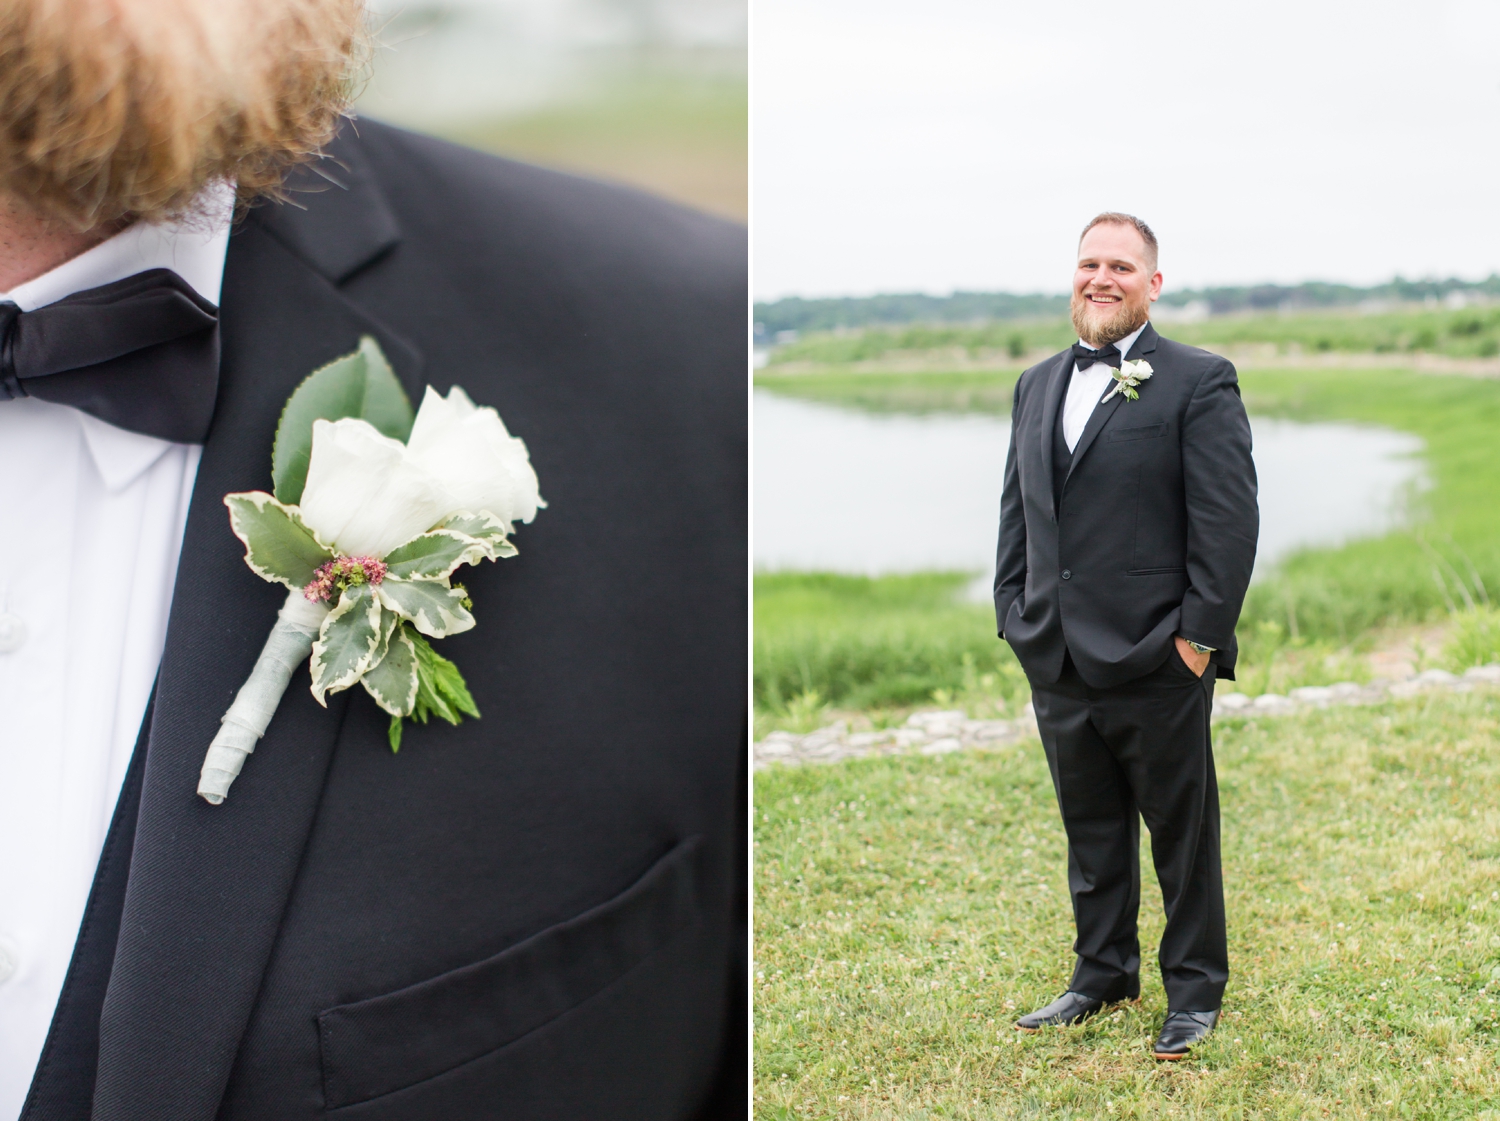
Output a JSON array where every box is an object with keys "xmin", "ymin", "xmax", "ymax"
[{"xmin": 754, "ymin": 664, "xmax": 1500, "ymax": 770}]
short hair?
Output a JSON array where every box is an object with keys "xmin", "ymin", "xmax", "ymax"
[
  {"xmin": 0, "ymin": 0, "xmax": 367, "ymax": 228},
  {"xmin": 1078, "ymin": 212, "xmax": 1158, "ymax": 271}
]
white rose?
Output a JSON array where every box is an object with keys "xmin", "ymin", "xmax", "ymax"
[
  {"xmin": 299, "ymin": 418, "xmax": 457, "ymax": 557},
  {"xmin": 406, "ymin": 385, "xmax": 543, "ymax": 529}
]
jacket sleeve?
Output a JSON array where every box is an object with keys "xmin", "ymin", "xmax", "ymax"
[
  {"xmin": 1178, "ymin": 358, "xmax": 1258, "ymax": 649},
  {"xmin": 993, "ymin": 376, "xmax": 1027, "ymax": 637}
]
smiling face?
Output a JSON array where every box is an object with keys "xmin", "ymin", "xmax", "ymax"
[{"xmin": 1071, "ymin": 222, "xmax": 1163, "ymax": 348}]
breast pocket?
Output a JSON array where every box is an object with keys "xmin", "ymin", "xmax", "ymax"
[
  {"xmin": 1108, "ymin": 422, "xmax": 1168, "ymax": 443},
  {"xmin": 317, "ymin": 836, "xmax": 702, "ymax": 1111}
]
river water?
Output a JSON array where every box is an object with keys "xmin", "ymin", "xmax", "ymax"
[{"xmin": 753, "ymin": 389, "xmax": 1424, "ymax": 579}]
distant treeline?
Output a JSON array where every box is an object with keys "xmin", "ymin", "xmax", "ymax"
[{"xmin": 755, "ymin": 276, "xmax": 1500, "ymax": 336}]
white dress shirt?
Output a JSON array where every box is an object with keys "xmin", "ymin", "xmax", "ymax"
[
  {"xmin": 1061, "ymin": 321, "xmax": 1148, "ymax": 452},
  {"xmin": 0, "ymin": 199, "xmax": 230, "ymax": 1118}
]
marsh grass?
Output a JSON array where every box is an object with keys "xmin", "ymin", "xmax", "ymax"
[
  {"xmin": 753, "ymin": 572, "xmax": 1377, "ymax": 733},
  {"xmin": 1445, "ymin": 608, "xmax": 1500, "ymax": 673},
  {"xmin": 754, "ymin": 371, "xmax": 1023, "ymax": 415},
  {"xmin": 753, "ymin": 573, "xmax": 1029, "ymax": 723},
  {"xmin": 767, "ymin": 307, "xmax": 1500, "ymax": 369},
  {"xmin": 439, "ymin": 71, "xmax": 747, "ymax": 220},
  {"xmin": 754, "ymin": 691, "xmax": 1500, "ymax": 1119}
]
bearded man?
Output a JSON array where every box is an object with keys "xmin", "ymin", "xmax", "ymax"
[
  {"xmin": 0, "ymin": 2, "xmax": 745, "ymax": 1118},
  {"xmin": 993, "ymin": 214, "xmax": 1257, "ymax": 1059}
]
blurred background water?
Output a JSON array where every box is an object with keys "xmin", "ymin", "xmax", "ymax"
[
  {"xmin": 357, "ymin": 0, "xmax": 746, "ymax": 220},
  {"xmin": 752, "ymin": 389, "xmax": 1425, "ymax": 580}
]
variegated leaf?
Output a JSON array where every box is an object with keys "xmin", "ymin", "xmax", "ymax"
[
  {"xmin": 440, "ymin": 510, "xmax": 518, "ymax": 560},
  {"xmin": 368, "ymin": 604, "xmax": 399, "ymax": 669},
  {"xmin": 361, "ymin": 626, "xmax": 419, "ymax": 716},
  {"xmin": 225, "ymin": 491, "xmax": 334, "ymax": 589},
  {"xmin": 378, "ymin": 578, "xmax": 476, "ymax": 638},
  {"xmin": 382, "ymin": 530, "xmax": 487, "ymax": 580},
  {"xmin": 309, "ymin": 585, "xmax": 384, "ymax": 705}
]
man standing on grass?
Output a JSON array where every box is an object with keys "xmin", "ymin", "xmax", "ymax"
[{"xmin": 992, "ymin": 213, "xmax": 1257, "ymax": 1059}]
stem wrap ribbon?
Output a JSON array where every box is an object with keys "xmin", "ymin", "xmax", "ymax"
[{"xmin": 197, "ymin": 592, "xmax": 330, "ymax": 804}]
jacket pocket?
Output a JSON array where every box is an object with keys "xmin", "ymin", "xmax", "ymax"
[
  {"xmin": 318, "ymin": 836, "xmax": 701, "ymax": 1111},
  {"xmin": 1125, "ymin": 566, "xmax": 1187, "ymax": 576},
  {"xmin": 1108, "ymin": 422, "xmax": 1168, "ymax": 442}
]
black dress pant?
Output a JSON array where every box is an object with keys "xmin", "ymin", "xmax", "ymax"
[{"xmin": 1029, "ymin": 648, "xmax": 1226, "ymax": 1012}]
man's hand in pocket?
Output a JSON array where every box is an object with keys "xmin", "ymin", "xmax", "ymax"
[{"xmin": 1175, "ymin": 635, "xmax": 1210, "ymax": 677}]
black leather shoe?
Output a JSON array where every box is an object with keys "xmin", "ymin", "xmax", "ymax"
[
  {"xmin": 1014, "ymin": 991, "xmax": 1106, "ymax": 1032},
  {"xmin": 1152, "ymin": 1009, "xmax": 1219, "ymax": 1059}
]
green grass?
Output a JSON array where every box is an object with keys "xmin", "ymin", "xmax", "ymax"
[
  {"xmin": 755, "ymin": 370, "xmax": 1022, "ymax": 415},
  {"xmin": 1173, "ymin": 308, "xmax": 1500, "ymax": 359},
  {"xmin": 753, "ymin": 573, "xmax": 1028, "ymax": 726},
  {"xmin": 1234, "ymin": 368, "xmax": 1500, "ymax": 646},
  {"xmin": 768, "ymin": 306, "xmax": 1500, "ymax": 367},
  {"xmin": 753, "ymin": 365, "xmax": 1500, "ymax": 726},
  {"xmin": 431, "ymin": 71, "xmax": 746, "ymax": 220},
  {"xmin": 769, "ymin": 323, "xmax": 1074, "ymax": 367},
  {"xmin": 754, "ymin": 690, "xmax": 1500, "ymax": 1119}
]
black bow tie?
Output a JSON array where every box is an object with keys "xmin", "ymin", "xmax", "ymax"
[
  {"xmin": 1072, "ymin": 341, "xmax": 1122, "ymax": 369},
  {"xmin": 0, "ymin": 267, "xmax": 220, "ymax": 443}
]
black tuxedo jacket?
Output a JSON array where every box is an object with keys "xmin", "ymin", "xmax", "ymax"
[
  {"xmin": 993, "ymin": 323, "xmax": 1257, "ymax": 689},
  {"xmin": 24, "ymin": 121, "xmax": 745, "ymax": 1121}
]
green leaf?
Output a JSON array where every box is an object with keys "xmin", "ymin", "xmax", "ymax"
[
  {"xmin": 379, "ymin": 625, "xmax": 479, "ymax": 751},
  {"xmin": 374, "ymin": 605, "xmax": 399, "ymax": 662},
  {"xmin": 309, "ymin": 585, "xmax": 384, "ymax": 705},
  {"xmin": 410, "ymin": 628, "xmax": 480, "ymax": 724},
  {"xmin": 378, "ymin": 578, "xmax": 476, "ymax": 638},
  {"xmin": 441, "ymin": 511, "xmax": 519, "ymax": 560},
  {"xmin": 224, "ymin": 491, "xmax": 334, "ymax": 589},
  {"xmin": 271, "ymin": 336, "xmax": 415, "ymax": 505},
  {"xmin": 361, "ymin": 625, "xmax": 419, "ymax": 717},
  {"xmin": 382, "ymin": 530, "xmax": 487, "ymax": 580}
]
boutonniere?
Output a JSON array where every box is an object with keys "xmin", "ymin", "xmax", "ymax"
[
  {"xmin": 1102, "ymin": 358, "xmax": 1153, "ymax": 402},
  {"xmin": 197, "ymin": 337, "xmax": 544, "ymax": 804}
]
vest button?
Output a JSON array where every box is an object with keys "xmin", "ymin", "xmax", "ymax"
[{"xmin": 1061, "ymin": 569, "xmax": 1072, "ymax": 580}]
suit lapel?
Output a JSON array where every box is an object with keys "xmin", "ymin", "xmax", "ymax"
[
  {"xmin": 1036, "ymin": 349, "xmax": 1073, "ymax": 516},
  {"xmin": 1064, "ymin": 322, "xmax": 1159, "ymax": 488},
  {"xmin": 92, "ymin": 140, "xmax": 421, "ymax": 1121}
]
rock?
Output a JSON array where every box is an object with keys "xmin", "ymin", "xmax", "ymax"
[
  {"xmin": 1216, "ymin": 692, "xmax": 1252, "ymax": 711},
  {"xmin": 906, "ymin": 709, "xmax": 967, "ymax": 729},
  {"xmin": 1413, "ymin": 669, "xmax": 1459, "ymax": 687},
  {"xmin": 1328, "ymin": 682, "xmax": 1364, "ymax": 698},
  {"xmin": 1253, "ymin": 693, "xmax": 1294, "ymax": 711},
  {"xmin": 920, "ymin": 737, "xmax": 963, "ymax": 755},
  {"xmin": 846, "ymin": 731, "xmax": 888, "ymax": 748},
  {"xmin": 803, "ymin": 740, "xmax": 847, "ymax": 758},
  {"xmin": 1290, "ymin": 686, "xmax": 1333, "ymax": 705},
  {"xmin": 894, "ymin": 729, "xmax": 928, "ymax": 748},
  {"xmin": 756, "ymin": 740, "xmax": 794, "ymax": 756},
  {"xmin": 1464, "ymin": 664, "xmax": 1500, "ymax": 683},
  {"xmin": 968, "ymin": 720, "xmax": 1015, "ymax": 742}
]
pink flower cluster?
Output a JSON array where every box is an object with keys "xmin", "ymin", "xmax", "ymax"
[{"xmin": 303, "ymin": 555, "xmax": 389, "ymax": 603}]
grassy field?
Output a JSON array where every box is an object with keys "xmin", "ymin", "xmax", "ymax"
[
  {"xmin": 754, "ymin": 364, "xmax": 1500, "ymax": 727},
  {"xmin": 767, "ymin": 306, "xmax": 1500, "ymax": 368},
  {"xmin": 753, "ymin": 572, "xmax": 1028, "ymax": 732},
  {"xmin": 754, "ymin": 689, "xmax": 1500, "ymax": 1119},
  {"xmin": 434, "ymin": 73, "xmax": 747, "ymax": 221}
]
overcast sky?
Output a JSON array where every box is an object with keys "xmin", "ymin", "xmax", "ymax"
[{"xmin": 753, "ymin": 0, "xmax": 1500, "ymax": 301}]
